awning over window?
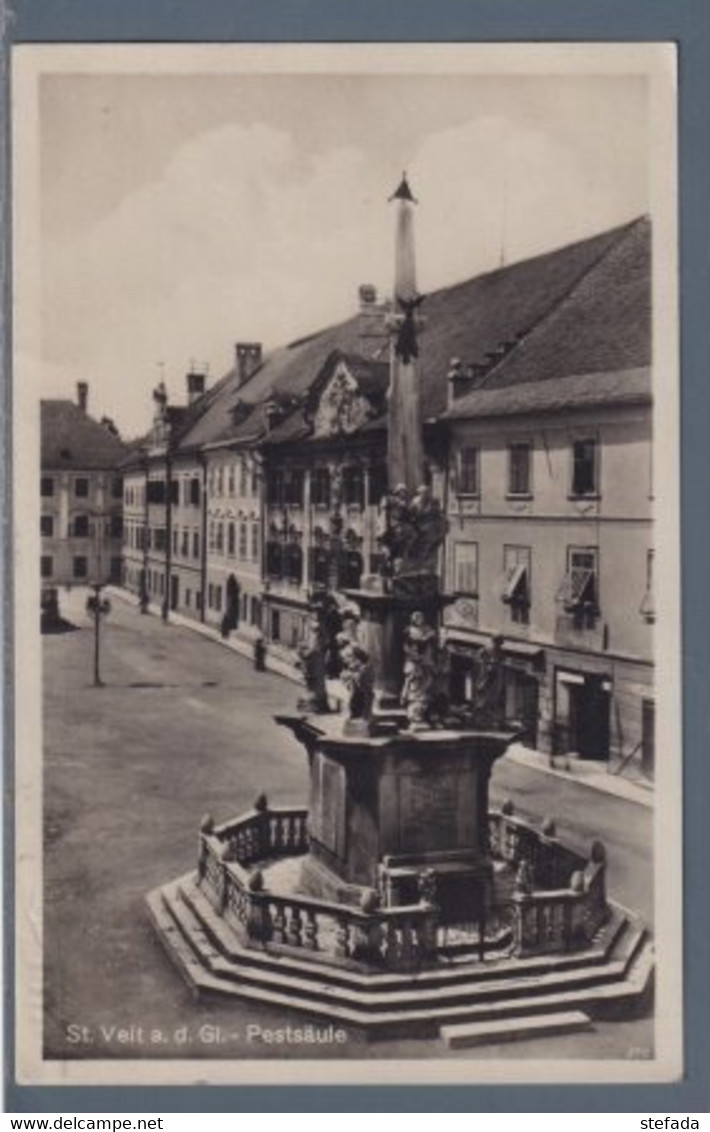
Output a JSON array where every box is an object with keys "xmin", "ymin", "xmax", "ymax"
[
  {"xmin": 502, "ymin": 563, "xmax": 528, "ymax": 603},
  {"xmin": 557, "ymin": 567, "xmax": 595, "ymax": 609}
]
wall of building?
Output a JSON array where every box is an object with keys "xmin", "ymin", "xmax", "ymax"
[
  {"xmin": 444, "ymin": 403, "xmax": 654, "ymax": 763},
  {"xmin": 41, "ymin": 468, "xmax": 123, "ymax": 588}
]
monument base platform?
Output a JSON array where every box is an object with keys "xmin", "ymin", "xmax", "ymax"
[{"xmin": 147, "ymin": 872, "xmax": 654, "ymax": 1040}]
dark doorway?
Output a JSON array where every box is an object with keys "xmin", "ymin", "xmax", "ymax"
[
  {"xmin": 170, "ymin": 574, "xmax": 179, "ymax": 611},
  {"xmin": 566, "ymin": 677, "xmax": 610, "ymax": 760},
  {"xmin": 226, "ymin": 574, "xmax": 240, "ymax": 630},
  {"xmin": 505, "ymin": 669, "xmax": 539, "ymax": 748}
]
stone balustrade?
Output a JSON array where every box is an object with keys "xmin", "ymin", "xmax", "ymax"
[
  {"xmin": 489, "ymin": 802, "xmax": 609, "ymax": 956},
  {"xmin": 195, "ymin": 799, "xmax": 609, "ymax": 970}
]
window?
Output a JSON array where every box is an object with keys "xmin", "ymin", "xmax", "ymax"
[
  {"xmin": 216, "ymin": 468, "xmax": 224, "ymax": 496},
  {"xmin": 271, "ymin": 609, "xmax": 281, "ymax": 642},
  {"xmin": 502, "ymin": 546, "xmax": 531, "ymax": 624},
  {"xmin": 73, "ymin": 556, "xmax": 87, "ymax": 579},
  {"xmin": 41, "ymin": 556, "xmax": 53, "ymax": 578},
  {"xmin": 181, "ymin": 530, "xmax": 189, "ymax": 557},
  {"xmin": 41, "ymin": 477, "xmax": 54, "ymax": 497},
  {"xmin": 110, "ymin": 515, "xmax": 123, "ymax": 539},
  {"xmin": 558, "ymin": 547, "xmax": 599, "ymax": 629},
  {"xmin": 267, "ymin": 469, "xmax": 283, "ymax": 506},
  {"xmin": 147, "ymin": 480, "xmax": 166, "ymax": 504},
  {"xmin": 193, "ymin": 530, "xmax": 200, "ymax": 559},
  {"xmin": 284, "ymin": 469, "xmax": 304, "ymax": 506},
  {"xmin": 343, "ymin": 466, "xmax": 364, "ymax": 507},
  {"xmin": 368, "ymin": 463, "xmax": 388, "ymax": 506},
  {"xmin": 40, "ymin": 515, "xmax": 54, "ymax": 537},
  {"xmin": 227, "ymin": 522, "xmax": 236, "ymax": 556},
  {"xmin": 73, "ymin": 515, "xmax": 89, "ymax": 538},
  {"xmin": 215, "ymin": 523, "xmax": 224, "ymax": 554},
  {"xmin": 251, "ymin": 522, "xmax": 259, "ymax": 562},
  {"xmin": 111, "ymin": 477, "xmax": 123, "ymax": 499},
  {"xmin": 185, "ymin": 589, "xmax": 191, "ymax": 608},
  {"xmin": 214, "ymin": 585, "xmax": 222, "ymax": 613},
  {"xmin": 571, "ymin": 439, "xmax": 598, "ymax": 497},
  {"xmin": 312, "ymin": 467, "xmax": 331, "ymax": 507},
  {"xmin": 310, "ymin": 546, "xmax": 330, "ymax": 586},
  {"xmin": 338, "ymin": 550, "xmax": 362, "ymax": 590},
  {"xmin": 284, "ymin": 543, "xmax": 303, "ymax": 585},
  {"xmin": 190, "ymin": 477, "xmax": 201, "ymax": 506},
  {"xmin": 110, "ymin": 557, "xmax": 122, "ymax": 582},
  {"xmin": 266, "ymin": 541, "xmax": 283, "ymax": 579},
  {"xmin": 239, "ymin": 460, "xmax": 248, "ymax": 498},
  {"xmin": 239, "ymin": 521, "xmax": 248, "ymax": 559},
  {"xmin": 74, "ymin": 478, "xmax": 89, "ymax": 498},
  {"xmin": 154, "ymin": 528, "xmax": 166, "ymax": 552},
  {"xmin": 458, "ymin": 448, "xmax": 479, "ymax": 495},
  {"xmin": 228, "ymin": 466, "xmax": 236, "ymax": 496},
  {"xmin": 508, "ymin": 443, "xmax": 532, "ymax": 497},
  {"xmin": 640, "ymin": 549, "xmax": 655, "ymax": 624},
  {"xmin": 453, "ymin": 542, "xmax": 478, "ymax": 595}
]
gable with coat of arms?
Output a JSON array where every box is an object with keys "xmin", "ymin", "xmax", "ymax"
[{"xmin": 310, "ymin": 353, "xmax": 388, "ymax": 439}]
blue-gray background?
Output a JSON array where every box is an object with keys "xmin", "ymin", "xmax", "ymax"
[{"xmin": 2, "ymin": 0, "xmax": 709, "ymax": 1114}]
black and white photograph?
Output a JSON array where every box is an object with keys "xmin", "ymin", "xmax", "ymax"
[{"xmin": 12, "ymin": 43, "xmax": 681, "ymax": 1087}]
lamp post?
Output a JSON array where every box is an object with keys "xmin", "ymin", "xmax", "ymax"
[
  {"xmin": 85, "ymin": 506, "xmax": 112, "ymax": 686},
  {"xmin": 86, "ymin": 583, "xmax": 111, "ymax": 687}
]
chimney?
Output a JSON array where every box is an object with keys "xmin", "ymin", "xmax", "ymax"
[
  {"xmin": 357, "ymin": 283, "xmax": 386, "ymax": 350},
  {"xmin": 186, "ymin": 370, "xmax": 206, "ymax": 406},
  {"xmin": 77, "ymin": 382, "xmax": 88, "ymax": 413},
  {"xmin": 235, "ymin": 342, "xmax": 263, "ymax": 388},
  {"xmin": 446, "ymin": 359, "xmax": 482, "ymax": 408}
]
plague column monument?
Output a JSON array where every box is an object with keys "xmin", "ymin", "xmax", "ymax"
[{"xmin": 148, "ymin": 181, "xmax": 653, "ymax": 1042}]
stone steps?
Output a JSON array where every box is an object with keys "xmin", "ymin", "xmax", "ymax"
[
  {"xmin": 166, "ymin": 879, "xmax": 646, "ymax": 1014},
  {"xmin": 441, "ymin": 1010, "xmax": 593, "ymax": 1049},
  {"xmin": 147, "ymin": 874, "xmax": 654, "ymax": 1040}
]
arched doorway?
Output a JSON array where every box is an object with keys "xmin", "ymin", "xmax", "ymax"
[{"xmin": 226, "ymin": 574, "xmax": 240, "ymax": 630}]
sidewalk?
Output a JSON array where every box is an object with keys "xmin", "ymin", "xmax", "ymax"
[
  {"xmin": 104, "ymin": 585, "xmax": 653, "ymax": 809},
  {"xmin": 104, "ymin": 584, "xmax": 303, "ymax": 682},
  {"xmin": 504, "ymin": 742, "xmax": 654, "ymax": 809}
]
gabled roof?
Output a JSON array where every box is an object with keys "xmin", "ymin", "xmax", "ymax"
[
  {"xmin": 41, "ymin": 400, "xmax": 129, "ymax": 470},
  {"xmin": 174, "ymin": 215, "xmax": 650, "ymax": 451}
]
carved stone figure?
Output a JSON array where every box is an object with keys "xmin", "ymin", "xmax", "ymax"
[
  {"xmin": 400, "ymin": 611, "xmax": 439, "ymax": 730},
  {"xmin": 296, "ymin": 612, "xmax": 329, "ymax": 714},
  {"xmin": 339, "ymin": 641, "xmax": 375, "ymax": 722},
  {"xmin": 378, "ymin": 483, "xmax": 447, "ymax": 583}
]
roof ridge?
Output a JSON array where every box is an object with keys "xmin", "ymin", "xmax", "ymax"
[{"xmin": 476, "ymin": 217, "xmax": 647, "ymax": 391}]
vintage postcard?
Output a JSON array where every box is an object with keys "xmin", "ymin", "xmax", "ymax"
[{"xmin": 11, "ymin": 42, "xmax": 681, "ymax": 1088}]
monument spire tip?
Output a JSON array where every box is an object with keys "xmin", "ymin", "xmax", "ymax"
[{"xmin": 388, "ymin": 173, "xmax": 417, "ymax": 204}]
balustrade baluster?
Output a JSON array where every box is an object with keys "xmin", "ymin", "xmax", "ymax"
[
  {"xmin": 287, "ymin": 905, "xmax": 303, "ymax": 948},
  {"xmin": 272, "ymin": 903, "xmax": 286, "ymax": 944},
  {"xmin": 303, "ymin": 910, "xmax": 318, "ymax": 951},
  {"xmin": 334, "ymin": 916, "xmax": 350, "ymax": 959}
]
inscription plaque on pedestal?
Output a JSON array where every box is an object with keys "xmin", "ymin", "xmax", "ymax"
[
  {"xmin": 309, "ymin": 752, "xmax": 346, "ymax": 859},
  {"xmin": 399, "ymin": 772, "xmax": 461, "ymax": 853}
]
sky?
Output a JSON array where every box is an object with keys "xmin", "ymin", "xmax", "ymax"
[{"xmin": 38, "ymin": 66, "xmax": 650, "ymax": 437}]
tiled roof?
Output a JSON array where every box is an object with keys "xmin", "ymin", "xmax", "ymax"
[
  {"xmin": 172, "ymin": 215, "xmax": 650, "ymax": 452},
  {"xmin": 442, "ymin": 367, "xmax": 651, "ymax": 421},
  {"xmin": 41, "ymin": 400, "xmax": 129, "ymax": 469}
]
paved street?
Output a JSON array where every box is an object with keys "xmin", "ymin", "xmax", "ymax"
[{"xmin": 42, "ymin": 592, "xmax": 654, "ymax": 1063}]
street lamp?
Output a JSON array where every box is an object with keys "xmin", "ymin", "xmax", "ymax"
[{"xmin": 86, "ymin": 584, "xmax": 111, "ymax": 687}]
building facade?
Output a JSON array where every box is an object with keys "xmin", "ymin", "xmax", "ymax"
[
  {"xmin": 41, "ymin": 384, "xmax": 127, "ymax": 591},
  {"xmin": 117, "ymin": 217, "xmax": 653, "ymax": 774}
]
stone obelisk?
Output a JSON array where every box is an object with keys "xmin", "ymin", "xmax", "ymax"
[{"xmin": 387, "ymin": 175, "xmax": 425, "ymax": 496}]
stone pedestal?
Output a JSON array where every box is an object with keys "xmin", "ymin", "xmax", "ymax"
[
  {"xmin": 276, "ymin": 713, "xmax": 514, "ymax": 918},
  {"xmin": 345, "ymin": 583, "xmax": 451, "ymax": 705}
]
